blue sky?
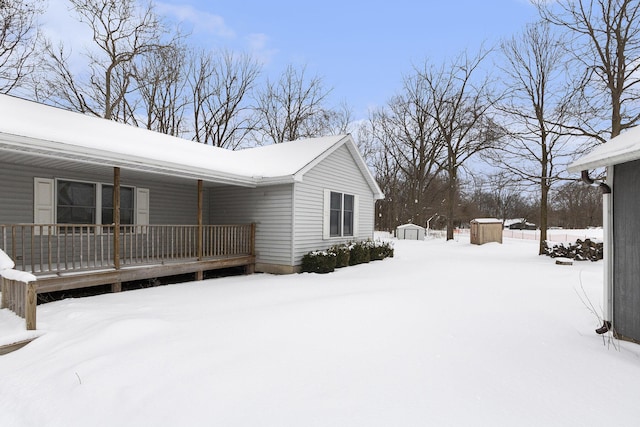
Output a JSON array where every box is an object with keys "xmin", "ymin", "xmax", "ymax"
[
  {"xmin": 156, "ymin": 0, "xmax": 541, "ymax": 119},
  {"xmin": 45, "ymin": 0, "xmax": 541, "ymax": 120}
]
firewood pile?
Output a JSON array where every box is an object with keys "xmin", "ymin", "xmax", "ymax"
[{"xmin": 543, "ymin": 238, "xmax": 603, "ymax": 261}]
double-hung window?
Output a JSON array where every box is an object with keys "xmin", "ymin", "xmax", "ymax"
[
  {"xmin": 56, "ymin": 180, "xmax": 135, "ymax": 225},
  {"xmin": 101, "ymin": 185, "xmax": 135, "ymax": 225},
  {"xmin": 56, "ymin": 181, "xmax": 97, "ymax": 224},
  {"xmin": 34, "ymin": 177, "xmax": 149, "ymax": 233},
  {"xmin": 324, "ymin": 190, "xmax": 357, "ymax": 239}
]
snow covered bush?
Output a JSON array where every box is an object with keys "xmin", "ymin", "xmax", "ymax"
[
  {"xmin": 301, "ymin": 250, "xmax": 337, "ymax": 274},
  {"xmin": 302, "ymin": 241, "xmax": 394, "ymax": 273},
  {"xmin": 348, "ymin": 241, "xmax": 370, "ymax": 265},
  {"xmin": 329, "ymin": 245, "xmax": 350, "ymax": 268},
  {"xmin": 369, "ymin": 240, "xmax": 394, "ymax": 260}
]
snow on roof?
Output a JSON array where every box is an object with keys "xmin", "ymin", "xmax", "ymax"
[
  {"xmin": 396, "ymin": 223, "xmax": 425, "ymax": 230},
  {"xmin": 234, "ymin": 135, "xmax": 348, "ymax": 178},
  {"xmin": 0, "ymin": 95, "xmax": 381, "ymax": 196},
  {"xmin": 471, "ymin": 218, "xmax": 503, "ymax": 224},
  {"xmin": 568, "ymin": 126, "xmax": 640, "ymax": 172}
]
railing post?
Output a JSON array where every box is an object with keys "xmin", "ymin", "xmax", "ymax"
[
  {"xmin": 25, "ymin": 282, "xmax": 37, "ymax": 330},
  {"xmin": 1, "ymin": 277, "xmax": 7, "ymax": 309}
]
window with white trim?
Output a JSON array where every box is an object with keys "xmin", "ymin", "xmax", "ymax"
[
  {"xmin": 102, "ymin": 185, "xmax": 135, "ymax": 225},
  {"xmin": 324, "ymin": 190, "xmax": 357, "ymax": 238},
  {"xmin": 56, "ymin": 180, "xmax": 136, "ymax": 225},
  {"xmin": 56, "ymin": 180, "xmax": 97, "ymax": 224}
]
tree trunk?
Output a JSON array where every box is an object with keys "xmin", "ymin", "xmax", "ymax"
[
  {"xmin": 446, "ymin": 168, "xmax": 457, "ymax": 240},
  {"xmin": 538, "ymin": 180, "xmax": 549, "ymax": 255}
]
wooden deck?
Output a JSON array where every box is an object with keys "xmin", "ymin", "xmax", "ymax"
[{"xmin": 1, "ymin": 223, "xmax": 256, "ymax": 331}]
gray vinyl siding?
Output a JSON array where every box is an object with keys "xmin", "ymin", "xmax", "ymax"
[
  {"xmin": 208, "ymin": 184, "xmax": 294, "ymax": 266},
  {"xmin": 613, "ymin": 160, "xmax": 640, "ymax": 342},
  {"xmin": 0, "ymin": 161, "xmax": 199, "ymax": 225},
  {"xmin": 0, "ymin": 162, "xmax": 35, "ymax": 224},
  {"xmin": 293, "ymin": 145, "xmax": 375, "ymax": 264}
]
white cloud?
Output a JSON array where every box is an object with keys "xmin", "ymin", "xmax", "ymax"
[
  {"xmin": 155, "ymin": 2, "xmax": 235, "ymax": 39},
  {"xmin": 245, "ymin": 33, "xmax": 278, "ymax": 65}
]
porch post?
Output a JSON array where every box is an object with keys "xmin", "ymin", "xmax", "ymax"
[
  {"xmin": 196, "ymin": 179, "xmax": 204, "ymax": 281},
  {"xmin": 112, "ymin": 167, "xmax": 122, "ymax": 292}
]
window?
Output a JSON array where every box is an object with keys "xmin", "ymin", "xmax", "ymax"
[
  {"xmin": 57, "ymin": 181, "xmax": 96, "ymax": 224},
  {"xmin": 55, "ymin": 180, "xmax": 135, "ymax": 225},
  {"xmin": 325, "ymin": 191, "xmax": 357, "ymax": 238},
  {"xmin": 102, "ymin": 185, "xmax": 135, "ymax": 225},
  {"xmin": 330, "ymin": 191, "xmax": 343, "ymax": 236},
  {"xmin": 343, "ymin": 194, "xmax": 354, "ymax": 236}
]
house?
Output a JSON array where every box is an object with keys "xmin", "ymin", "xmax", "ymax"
[
  {"xmin": 0, "ymin": 94, "xmax": 384, "ymax": 300},
  {"xmin": 504, "ymin": 218, "xmax": 536, "ymax": 230},
  {"xmin": 568, "ymin": 127, "xmax": 640, "ymax": 343},
  {"xmin": 396, "ymin": 223, "xmax": 425, "ymax": 240}
]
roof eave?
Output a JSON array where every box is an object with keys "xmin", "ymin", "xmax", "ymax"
[
  {"xmin": 0, "ymin": 132, "xmax": 257, "ymax": 187},
  {"xmin": 568, "ymin": 151, "xmax": 640, "ymax": 173}
]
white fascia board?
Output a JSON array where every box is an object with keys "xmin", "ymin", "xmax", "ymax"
[
  {"xmin": 0, "ymin": 132, "xmax": 257, "ymax": 187},
  {"xmin": 567, "ymin": 152, "xmax": 640, "ymax": 172}
]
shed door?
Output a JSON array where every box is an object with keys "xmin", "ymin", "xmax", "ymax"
[
  {"xmin": 613, "ymin": 160, "xmax": 640, "ymax": 341},
  {"xmin": 406, "ymin": 229, "xmax": 418, "ymax": 240}
]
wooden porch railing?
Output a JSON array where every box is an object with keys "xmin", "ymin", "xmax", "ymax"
[
  {"xmin": 1, "ymin": 278, "xmax": 36, "ymax": 330},
  {"xmin": 0, "ymin": 223, "xmax": 255, "ymax": 275}
]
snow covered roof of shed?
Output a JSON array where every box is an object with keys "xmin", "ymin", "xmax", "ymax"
[
  {"xmin": 470, "ymin": 218, "xmax": 503, "ymax": 224},
  {"xmin": 0, "ymin": 95, "xmax": 383, "ymax": 198},
  {"xmin": 396, "ymin": 223, "xmax": 425, "ymax": 230},
  {"xmin": 568, "ymin": 126, "xmax": 640, "ymax": 172}
]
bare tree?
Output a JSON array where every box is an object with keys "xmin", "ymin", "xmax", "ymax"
[
  {"xmin": 551, "ymin": 181, "xmax": 603, "ymax": 228},
  {"xmin": 42, "ymin": 0, "xmax": 177, "ymax": 120},
  {"xmin": 416, "ymin": 49, "xmax": 498, "ymax": 240},
  {"xmin": 135, "ymin": 43, "xmax": 188, "ymax": 136},
  {"xmin": 467, "ymin": 172, "xmax": 527, "ymax": 220},
  {"xmin": 0, "ymin": 0, "xmax": 42, "ymax": 93},
  {"xmin": 189, "ymin": 49, "xmax": 261, "ymax": 148},
  {"xmin": 536, "ymin": 0, "xmax": 640, "ymax": 140},
  {"xmin": 369, "ymin": 71, "xmax": 445, "ymax": 227},
  {"xmin": 253, "ymin": 64, "xmax": 332, "ymax": 144},
  {"xmin": 491, "ymin": 22, "xmax": 577, "ymax": 254}
]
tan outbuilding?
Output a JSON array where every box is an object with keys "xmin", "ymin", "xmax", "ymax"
[{"xmin": 470, "ymin": 218, "xmax": 503, "ymax": 245}]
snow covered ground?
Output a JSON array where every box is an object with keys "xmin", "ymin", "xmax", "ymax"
[{"xmin": 1, "ymin": 235, "xmax": 640, "ymax": 427}]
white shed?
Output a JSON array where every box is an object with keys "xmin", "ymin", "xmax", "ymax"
[{"xmin": 396, "ymin": 223, "xmax": 426, "ymax": 240}]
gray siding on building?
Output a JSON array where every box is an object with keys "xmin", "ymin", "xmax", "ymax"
[
  {"xmin": 613, "ymin": 160, "xmax": 640, "ymax": 342},
  {"xmin": 293, "ymin": 144, "xmax": 375, "ymax": 264},
  {"xmin": 0, "ymin": 162, "xmax": 35, "ymax": 224},
  {"xmin": 0, "ymin": 161, "xmax": 199, "ymax": 225},
  {"xmin": 209, "ymin": 184, "xmax": 294, "ymax": 266}
]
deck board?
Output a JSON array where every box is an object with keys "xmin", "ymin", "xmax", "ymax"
[{"xmin": 35, "ymin": 255, "xmax": 256, "ymax": 293}]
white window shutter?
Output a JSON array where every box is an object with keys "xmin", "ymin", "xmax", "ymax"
[
  {"xmin": 353, "ymin": 195, "xmax": 360, "ymax": 237},
  {"xmin": 34, "ymin": 178, "xmax": 55, "ymax": 235},
  {"xmin": 136, "ymin": 188, "xmax": 150, "ymax": 226},
  {"xmin": 323, "ymin": 189, "xmax": 331, "ymax": 239}
]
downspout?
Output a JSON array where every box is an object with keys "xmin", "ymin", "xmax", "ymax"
[
  {"xmin": 581, "ymin": 170, "xmax": 613, "ymax": 334},
  {"xmin": 580, "ymin": 170, "xmax": 611, "ymax": 194}
]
